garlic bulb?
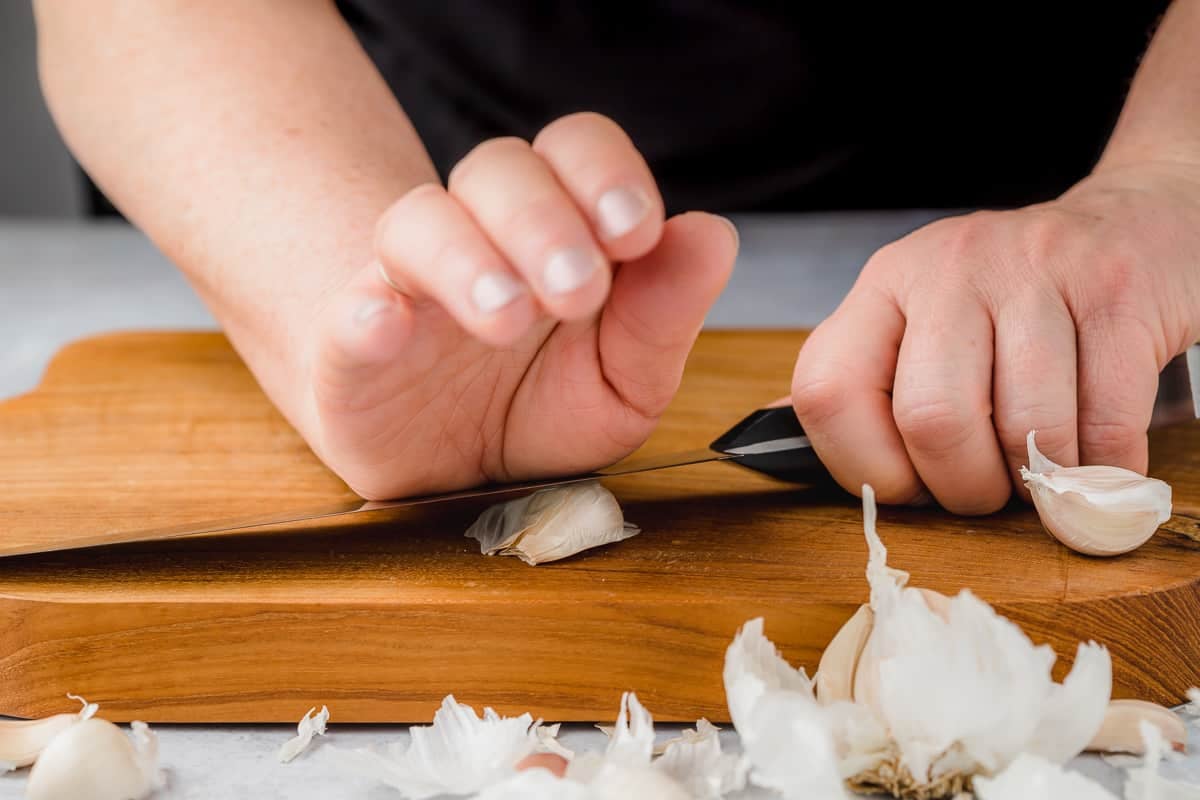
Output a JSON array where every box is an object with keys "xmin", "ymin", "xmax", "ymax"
[
  {"xmin": 0, "ymin": 694, "xmax": 96, "ymax": 769},
  {"xmin": 465, "ymin": 481, "xmax": 640, "ymax": 565},
  {"xmin": 1020, "ymin": 431, "xmax": 1172, "ymax": 556},
  {"xmin": 723, "ymin": 485, "xmax": 1114, "ymax": 800},
  {"xmin": 25, "ymin": 718, "xmax": 161, "ymax": 800}
]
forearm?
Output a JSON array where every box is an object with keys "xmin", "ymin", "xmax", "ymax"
[
  {"xmin": 1098, "ymin": 0, "xmax": 1200, "ymax": 170},
  {"xmin": 35, "ymin": 0, "xmax": 437, "ymax": 427}
]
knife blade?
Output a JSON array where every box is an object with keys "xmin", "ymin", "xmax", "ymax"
[
  {"xmin": 42, "ymin": 406, "xmax": 818, "ymax": 554},
  {"xmin": 18, "ymin": 348, "xmax": 1199, "ymax": 556}
]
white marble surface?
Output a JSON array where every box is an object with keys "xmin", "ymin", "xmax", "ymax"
[{"xmin": 0, "ymin": 214, "xmax": 1192, "ymax": 798}]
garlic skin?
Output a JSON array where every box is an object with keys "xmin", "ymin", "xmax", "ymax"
[
  {"xmin": 465, "ymin": 481, "xmax": 640, "ymax": 565},
  {"xmin": 25, "ymin": 718, "xmax": 161, "ymax": 800},
  {"xmin": 724, "ymin": 485, "xmax": 1114, "ymax": 800},
  {"xmin": 334, "ymin": 695, "xmax": 539, "ymax": 798},
  {"xmin": 1125, "ymin": 720, "xmax": 1200, "ymax": 800},
  {"xmin": 972, "ymin": 753, "xmax": 1117, "ymax": 800},
  {"xmin": 1020, "ymin": 431, "xmax": 1172, "ymax": 556},
  {"xmin": 278, "ymin": 705, "xmax": 329, "ymax": 763},
  {"xmin": 0, "ymin": 694, "xmax": 97, "ymax": 769}
]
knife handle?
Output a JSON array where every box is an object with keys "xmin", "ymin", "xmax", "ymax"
[{"xmin": 709, "ymin": 406, "xmax": 829, "ymax": 483}]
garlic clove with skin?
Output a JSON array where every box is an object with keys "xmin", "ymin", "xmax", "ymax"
[
  {"xmin": 815, "ymin": 604, "xmax": 874, "ymax": 705},
  {"xmin": 25, "ymin": 717, "xmax": 161, "ymax": 800},
  {"xmin": 465, "ymin": 481, "xmax": 640, "ymax": 565},
  {"xmin": 0, "ymin": 694, "xmax": 97, "ymax": 769},
  {"xmin": 1085, "ymin": 699, "xmax": 1187, "ymax": 755},
  {"xmin": 1020, "ymin": 431, "xmax": 1172, "ymax": 556}
]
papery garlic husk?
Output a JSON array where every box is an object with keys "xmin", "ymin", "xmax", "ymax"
[
  {"xmin": 278, "ymin": 705, "xmax": 329, "ymax": 763},
  {"xmin": 333, "ymin": 695, "xmax": 539, "ymax": 798},
  {"xmin": 1124, "ymin": 720, "xmax": 1200, "ymax": 800},
  {"xmin": 723, "ymin": 485, "xmax": 1115, "ymax": 800},
  {"xmin": 1085, "ymin": 699, "xmax": 1186, "ymax": 755},
  {"xmin": 972, "ymin": 753, "xmax": 1117, "ymax": 800},
  {"xmin": 465, "ymin": 481, "xmax": 640, "ymax": 565},
  {"xmin": 1020, "ymin": 431, "xmax": 1172, "ymax": 556},
  {"xmin": 25, "ymin": 718, "xmax": 162, "ymax": 800},
  {"xmin": 0, "ymin": 694, "xmax": 97, "ymax": 769}
]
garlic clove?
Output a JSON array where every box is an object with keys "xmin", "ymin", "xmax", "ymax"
[
  {"xmin": 1085, "ymin": 699, "xmax": 1187, "ymax": 755},
  {"xmin": 0, "ymin": 694, "xmax": 97, "ymax": 769},
  {"xmin": 465, "ymin": 481, "xmax": 640, "ymax": 565},
  {"xmin": 278, "ymin": 705, "xmax": 330, "ymax": 763},
  {"xmin": 1020, "ymin": 430, "xmax": 1172, "ymax": 556},
  {"xmin": 25, "ymin": 718, "xmax": 161, "ymax": 800},
  {"xmin": 815, "ymin": 604, "xmax": 874, "ymax": 705}
]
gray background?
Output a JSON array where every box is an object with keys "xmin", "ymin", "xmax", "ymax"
[{"xmin": 0, "ymin": 2, "xmax": 82, "ymax": 218}]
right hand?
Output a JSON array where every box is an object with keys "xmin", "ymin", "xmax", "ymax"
[{"xmin": 303, "ymin": 113, "xmax": 738, "ymax": 499}]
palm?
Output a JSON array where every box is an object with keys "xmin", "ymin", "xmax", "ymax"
[{"xmin": 308, "ymin": 214, "xmax": 735, "ymax": 500}]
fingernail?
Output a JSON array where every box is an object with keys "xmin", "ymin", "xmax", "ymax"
[
  {"xmin": 596, "ymin": 186, "xmax": 649, "ymax": 240},
  {"xmin": 354, "ymin": 298, "xmax": 391, "ymax": 325},
  {"xmin": 544, "ymin": 247, "xmax": 602, "ymax": 295},
  {"xmin": 471, "ymin": 272, "xmax": 524, "ymax": 314},
  {"xmin": 717, "ymin": 215, "xmax": 740, "ymax": 249}
]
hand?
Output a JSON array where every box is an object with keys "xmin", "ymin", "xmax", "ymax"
[
  {"xmin": 791, "ymin": 161, "xmax": 1200, "ymax": 513},
  {"xmin": 302, "ymin": 113, "xmax": 737, "ymax": 499}
]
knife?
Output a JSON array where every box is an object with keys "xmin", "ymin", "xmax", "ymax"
[
  {"xmin": 56, "ymin": 405, "xmax": 822, "ymax": 553},
  {"xmin": 21, "ymin": 349, "xmax": 1199, "ymax": 555}
]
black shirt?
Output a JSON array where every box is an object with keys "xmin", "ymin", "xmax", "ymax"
[{"xmin": 337, "ymin": 2, "xmax": 1169, "ymax": 213}]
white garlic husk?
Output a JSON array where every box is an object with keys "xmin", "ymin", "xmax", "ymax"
[
  {"xmin": 972, "ymin": 753, "xmax": 1117, "ymax": 800},
  {"xmin": 278, "ymin": 705, "xmax": 329, "ymax": 763},
  {"xmin": 723, "ymin": 485, "xmax": 1114, "ymax": 800},
  {"xmin": 1124, "ymin": 720, "xmax": 1200, "ymax": 800},
  {"xmin": 25, "ymin": 718, "xmax": 162, "ymax": 800},
  {"xmin": 1020, "ymin": 431, "xmax": 1172, "ymax": 556},
  {"xmin": 0, "ymin": 694, "xmax": 97, "ymax": 769},
  {"xmin": 465, "ymin": 481, "xmax": 640, "ymax": 565}
]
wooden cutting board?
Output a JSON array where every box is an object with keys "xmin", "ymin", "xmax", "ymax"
[{"xmin": 1, "ymin": 331, "xmax": 1198, "ymax": 723}]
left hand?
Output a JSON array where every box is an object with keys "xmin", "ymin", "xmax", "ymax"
[{"xmin": 790, "ymin": 161, "xmax": 1200, "ymax": 514}]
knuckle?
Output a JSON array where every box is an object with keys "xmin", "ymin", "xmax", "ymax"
[
  {"xmin": 492, "ymin": 196, "xmax": 583, "ymax": 257},
  {"xmin": 534, "ymin": 112, "xmax": 626, "ymax": 150},
  {"xmin": 1078, "ymin": 413, "xmax": 1144, "ymax": 460},
  {"xmin": 996, "ymin": 414, "xmax": 1073, "ymax": 462},
  {"xmin": 790, "ymin": 371, "xmax": 849, "ymax": 427},
  {"xmin": 448, "ymin": 136, "xmax": 530, "ymax": 188},
  {"xmin": 893, "ymin": 396, "xmax": 979, "ymax": 455}
]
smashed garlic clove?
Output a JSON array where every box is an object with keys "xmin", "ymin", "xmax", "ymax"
[
  {"xmin": 1020, "ymin": 431, "xmax": 1172, "ymax": 556},
  {"xmin": 278, "ymin": 705, "xmax": 330, "ymax": 763},
  {"xmin": 0, "ymin": 694, "xmax": 97, "ymax": 769},
  {"xmin": 25, "ymin": 718, "xmax": 162, "ymax": 800},
  {"xmin": 334, "ymin": 695, "xmax": 537, "ymax": 798},
  {"xmin": 972, "ymin": 753, "xmax": 1118, "ymax": 800},
  {"xmin": 1085, "ymin": 699, "xmax": 1186, "ymax": 755},
  {"xmin": 465, "ymin": 481, "xmax": 640, "ymax": 565},
  {"xmin": 815, "ymin": 604, "xmax": 874, "ymax": 705}
]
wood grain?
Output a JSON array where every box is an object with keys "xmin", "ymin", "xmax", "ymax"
[{"xmin": 0, "ymin": 331, "xmax": 1198, "ymax": 722}]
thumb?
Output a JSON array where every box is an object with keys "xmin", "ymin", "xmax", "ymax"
[{"xmin": 597, "ymin": 212, "xmax": 737, "ymax": 417}]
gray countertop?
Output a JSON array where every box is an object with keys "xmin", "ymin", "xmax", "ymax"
[{"xmin": 0, "ymin": 213, "xmax": 1186, "ymax": 798}]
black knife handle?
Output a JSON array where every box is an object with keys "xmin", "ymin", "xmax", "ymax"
[{"xmin": 709, "ymin": 406, "xmax": 828, "ymax": 483}]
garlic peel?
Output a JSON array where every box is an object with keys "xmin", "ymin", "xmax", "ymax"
[
  {"xmin": 278, "ymin": 705, "xmax": 330, "ymax": 763},
  {"xmin": 1124, "ymin": 720, "xmax": 1200, "ymax": 800},
  {"xmin": 972, "ymin": 753, "xmax": 1117, "ymax": 800},
  {"xmin": 1021, "ymin": 431, "xmax": 1172, "ymax": 556},
  {"xmin": 465, "ymin": 482, "xmax": 640, "ymax": 565}
]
